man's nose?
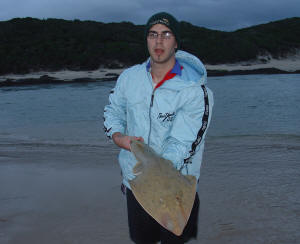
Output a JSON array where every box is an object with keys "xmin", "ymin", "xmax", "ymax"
[{"xmin": 155, "ymin": 35, "xmax": 164, "ymax": 43}]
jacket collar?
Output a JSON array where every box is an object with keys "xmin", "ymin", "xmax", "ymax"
[{"xmin": 146, "ymin": 59, "xmax": 182, "ymax": 76}]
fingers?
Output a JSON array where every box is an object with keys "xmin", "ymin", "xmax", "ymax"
[
  {"xmin": 130, "ymin": 136, "xmax": 144, "ymax": 142},
  {"xmin": 129, "ymin": 136, "xmax": 144, "ymax": 151},
  {"xmin": 112, "ymin": 133, "xmax": 145, "ymax": 151},
  {"xmin": 135, "ymin": 136, "xmax": 144, "ymax": 142}
]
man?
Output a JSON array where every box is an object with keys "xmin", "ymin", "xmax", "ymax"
[{"xmin": 104, "ymin": 12, "xmax": 213, "ymax": 244}]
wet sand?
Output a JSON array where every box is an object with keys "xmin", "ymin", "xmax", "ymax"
[
  {"xmin": 0, "ymin": 139, "xmax": 133, "ymax": 244},
  {"xmin": 1, "ymin": 135, "xmax": 299, "ymax": 244}
]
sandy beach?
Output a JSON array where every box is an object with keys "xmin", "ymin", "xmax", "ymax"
[
  {"xmin": 1, "ymin": 134, "xmax": 299, "ymax": 244},
  {"xmin": 205, "ymin": 52, "xmax": 300, "ymax": 72},
  {"xmin": 0, "ymin": 69, "xmax": 124, "ymax": 83},
  {"xmin": 0, "ymin": 137, "xmax": 131, "ymax": 244},
  {"xmin": 0, "ymin": 53, "xmax": 300, "ymax": 84}
]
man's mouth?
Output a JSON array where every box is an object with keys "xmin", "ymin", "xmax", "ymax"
[{"xmin": 155, "ymin": 49, "xmax": 164, "ymax": 56}]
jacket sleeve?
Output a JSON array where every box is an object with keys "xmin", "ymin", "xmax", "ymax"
[
  {"xmin": 161, "ymin": 85, "xmax": 210, "ymax": 171},
  {"xmin": 103, "ymin": 71, "xmax": 128, "ymax": 139}
]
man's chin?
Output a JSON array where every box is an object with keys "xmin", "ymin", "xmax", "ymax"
[{"xmin": 151, "ymin": 55, "xmax": 167, "ymax": 64}]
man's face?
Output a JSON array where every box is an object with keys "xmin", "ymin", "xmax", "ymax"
[{"xmin": 147, "ymin": 24, "xmax": 178, "ymax": 65}]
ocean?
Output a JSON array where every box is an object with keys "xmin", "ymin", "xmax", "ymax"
[
  {"xmin": 1, "ymin": 74, "xmax": 299, "ymax": 141},
  {"xmin": 0, "ymin": 74, "xmax": 299, "ymax": 244}
]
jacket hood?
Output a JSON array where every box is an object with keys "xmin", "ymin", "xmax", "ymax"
[{"xmin": 175, "ymin": 50, "xmax": 207, "ymax": 85}]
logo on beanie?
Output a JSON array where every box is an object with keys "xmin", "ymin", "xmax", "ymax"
[{"xmin": 150, "ymin": 18, "xmax": 170, "ymax": 27}]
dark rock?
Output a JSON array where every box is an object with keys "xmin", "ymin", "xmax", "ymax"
[
  {"xmin": 207, "ymin": 68, "xmax": 295, "ymax": 77},
  {"xmin": 106, "ymin": 62, "xmax": 125, "ymax": 69},
  {"xmin": 71, "ymin": 78, "xmax": 96, "ymax": 83},
  {"xmin": 105, "ymin": 73, "xmax": 119, "ymax": 77}
]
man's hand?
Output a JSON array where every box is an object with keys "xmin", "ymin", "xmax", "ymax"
[{"xmin": 112, "ymin": 132, "xmax": 144, "ymax": 151}]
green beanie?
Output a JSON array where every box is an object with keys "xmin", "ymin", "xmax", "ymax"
[{"xmin": 145, "ymin": 12, "xmax": 180, "ymax": 47}]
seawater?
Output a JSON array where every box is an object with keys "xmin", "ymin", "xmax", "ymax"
[
  {"xmin": 0, "ymin": 82, "xmax": 115, "ymax": 146},
  {"xmin": 208, "ymin": 74, "xmax": 300, "ymax": 137},
  {"xmin": 0, "ymin": 74, "xmax": 299, "ymax": 142}
]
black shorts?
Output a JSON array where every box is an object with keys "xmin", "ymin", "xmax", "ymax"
[{"xmin": 126, "ymin": 188, "xmax": 200, "ymax": 244}]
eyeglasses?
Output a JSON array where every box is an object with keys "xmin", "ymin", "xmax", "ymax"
[{"xmin": 147, "ymin": 31, "xmax": 174, "ymax": 40}]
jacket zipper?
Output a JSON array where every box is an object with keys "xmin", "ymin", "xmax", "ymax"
[
  {"xmin": 147, "ymin": 66, "xmax": 174, "ymax": 145},
  {"xmin": 148, "ymin": 89, "xmax": 155, "ymax": 145}
]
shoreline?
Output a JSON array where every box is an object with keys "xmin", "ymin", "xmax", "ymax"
[
  {"xmin": 0, "ymin": 68, "xmax": 124, "ymax": 87},
  {"xmin": 1, "ymin": 57, "xmax": 300, "ymax": 87},
  {"xmin": 207, "ymin": 68, "xmax": 300, "ymax": 76}
]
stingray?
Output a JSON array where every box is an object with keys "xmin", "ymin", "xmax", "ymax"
[{"xmin": 129, "ymin": 140, "xmax": 197, "ymax": 236}]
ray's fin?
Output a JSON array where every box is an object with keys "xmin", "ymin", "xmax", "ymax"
[{"xmin": 133, "ymin": 161, "xmax": 143, "ymax": 175}]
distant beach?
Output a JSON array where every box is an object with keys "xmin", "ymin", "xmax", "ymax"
[
  {"xmin": 0, "ymin": 69, "xmax": 124, "ymax": 87},
  {"xmin": 0, "ymin": 53, "xmax": 300, "ymax": 87},
  {"xmin": 206, "ymin": 52, "xmax": 300, "ymax": 72}
]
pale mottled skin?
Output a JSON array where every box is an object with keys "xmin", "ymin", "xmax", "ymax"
[{"xmin": 129, "ymin": 140, "xmax": 197, "ymax": 236}]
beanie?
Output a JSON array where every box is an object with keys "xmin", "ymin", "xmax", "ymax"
[{"xmin": 145, "ymin": 12, "xmax": 180, "ymax": 47}]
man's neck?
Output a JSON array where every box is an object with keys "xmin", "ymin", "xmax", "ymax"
[{"xmin": 150, "ymin": 58, "xmax": 176, "ymax": 84}]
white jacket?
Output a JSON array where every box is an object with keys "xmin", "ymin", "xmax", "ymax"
[{"xmin": 104, "ymin": 50, "xmax": 214, "ymax": 189}]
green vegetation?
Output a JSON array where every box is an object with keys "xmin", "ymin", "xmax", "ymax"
[{"xmin": 0, "ymin": 17, "xmax": 299, "ymax": 75}]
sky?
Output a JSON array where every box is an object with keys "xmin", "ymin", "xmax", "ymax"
[{"xmin": 0, "ymin": 0, "xmax": 299, "ymax": 31}]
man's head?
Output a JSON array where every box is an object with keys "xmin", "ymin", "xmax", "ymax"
[
  {"xmin": 145, "ymin": 12, "xmax": 180, "ymax": 65},
  {"xmin": 145, "ymin": 12, "xmax": 180, "ymax": 47}
]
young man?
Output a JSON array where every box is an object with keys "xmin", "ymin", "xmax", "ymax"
[{"xmin": 104, "ymin": 12, "xmax": 214, "ymax": 244}]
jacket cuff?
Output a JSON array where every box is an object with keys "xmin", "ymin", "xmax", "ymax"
[{"xmin": 105, "ymin": 125, "xmax": 126, "ymax": 139}]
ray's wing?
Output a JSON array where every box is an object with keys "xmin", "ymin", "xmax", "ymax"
[{"xmin": 129, "ymin": 140, "xmax": 197, "ymax": 236}]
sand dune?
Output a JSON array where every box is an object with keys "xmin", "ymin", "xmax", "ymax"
[{"xmin": 205, "ymin": 53, "xmax": 300, "ymax": 72}]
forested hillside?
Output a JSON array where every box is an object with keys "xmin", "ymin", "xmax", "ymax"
[{"xmin": 0, "ymin": 17, "xmax": 299, "ymax": 75}]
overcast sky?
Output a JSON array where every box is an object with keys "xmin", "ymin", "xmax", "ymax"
[{"xmin": 0, "ymin": 0, "xmax": 299, "ymax": 31}]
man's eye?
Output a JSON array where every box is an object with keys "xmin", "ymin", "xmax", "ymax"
[
  {"xmin": 164, "ymin": 32, "xmax": 172, "ymax": 37},
  {"xmin": 149, "ymin": 32, "xmax": 158, "ymax": 38}
]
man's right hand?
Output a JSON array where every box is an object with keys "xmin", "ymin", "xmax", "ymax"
[{"xmin": 112, "ymin": 132, "xmax": 144, "ymax": 151}]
